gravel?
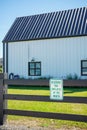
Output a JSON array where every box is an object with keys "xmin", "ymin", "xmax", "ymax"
[
  {"xmin": 0, "ymin": 124, "xmax": 86, "ymax": 130},
  {"xmin": 0, "ymin": 120, "xmax": 86, "ymax": 130}
]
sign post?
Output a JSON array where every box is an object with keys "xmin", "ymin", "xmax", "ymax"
[{"xmin": 50, "ymin": 79, "xmax": 63, "ymax": 100}]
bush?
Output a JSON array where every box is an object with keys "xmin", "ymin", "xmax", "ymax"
[
  {"xmin": 66, "ymin": 73, "xmax": 78, "ymax": 80},
  {"xmin": 66, "ymin": 74, "xmax": 73, "ymax": 79},
  {"xmin": 73, "ymin": 73, "xmax": 78, "ymax": 79}
]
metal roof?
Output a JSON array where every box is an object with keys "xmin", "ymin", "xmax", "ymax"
[{"xmin": 3, "ymin": 7, "xmax": 87, "ymax": 43}]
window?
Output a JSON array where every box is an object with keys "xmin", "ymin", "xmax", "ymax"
[
  {"xmin": 81, "ymin": 60, "xmax": 87, "ymax": 76},
  {"xmin": 28, "ymin": 62, "xmax": 41, "ymax": 76}
]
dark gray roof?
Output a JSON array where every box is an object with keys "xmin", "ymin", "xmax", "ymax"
[{"xmin": 3, "ymin": 7, "xmax": 87, "ymax": 43}]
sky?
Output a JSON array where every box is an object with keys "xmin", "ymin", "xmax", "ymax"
[{"xmin": 0, "ymin": 0, "xmax": 87, "ymax": 58}]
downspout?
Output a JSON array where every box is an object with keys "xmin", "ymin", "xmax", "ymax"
[
  {"xmin": 3, "ymin": 42, "xmax": 5, "ymax": 73},
  {"xmin": 6, "ymin": 43, "xmax": 8, "ymax": 73},
  {"xmin": 2, "ymin": 42, "xmax": 8, "ymax": 73}
]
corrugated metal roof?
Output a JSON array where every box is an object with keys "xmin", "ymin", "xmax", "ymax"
[{"xmin": 3, "ymin": 7, "xmax": 87, "ymax": 43}]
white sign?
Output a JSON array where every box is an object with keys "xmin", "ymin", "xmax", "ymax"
[{"xmin": 50, "ymin": 79, "xmax": 63, "ymax": 100}]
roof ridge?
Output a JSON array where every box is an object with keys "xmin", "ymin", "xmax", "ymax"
[{"xmin": 16, "ymin": 7, "xmax": 87, "ymax": 19}]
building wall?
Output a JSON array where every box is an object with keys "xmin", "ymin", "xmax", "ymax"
[{"xmin": 8, "ymin": 36, "xmax": 87, "ymax": 79}]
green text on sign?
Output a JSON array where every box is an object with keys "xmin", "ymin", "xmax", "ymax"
[{"xmin": 50, "ymin": 79, "xmax": 63, "ymax": 100}]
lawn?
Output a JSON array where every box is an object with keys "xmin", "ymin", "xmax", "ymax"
[
  {"xmin": 0, "ymin": 66, "xmax": 2, "ymax": 73},
  {"xmin": 7, "ymin": 86, "xmax": 87, "ymax": 129}
]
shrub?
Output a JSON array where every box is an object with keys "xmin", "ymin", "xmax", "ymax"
[
  {"xmin": 66, "ymin": 73, "xmax": 78, "ymax": 80},
  {"xmin": 66, "ymin": 74, "xmax": 73, "ymax": 79},
  {"xmin": 73, "ymin": 73, "xmax": 78, "ymax": 80}
]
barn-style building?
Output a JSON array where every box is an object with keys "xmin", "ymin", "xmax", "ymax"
[{"xmin": 3, "ymin": 7, "xmax": 87, "ymax": 79}]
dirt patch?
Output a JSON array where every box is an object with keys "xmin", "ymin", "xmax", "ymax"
[
  {"xmin": 0, "ymin": 118, "xmax": 86, "ymax": 130},
  {"xmin": 0, "ymin": 120, "xmax": 86, "ymax": 130},
  {"xmin": 0, "ymin": 125, "xmax": 86, "ymax": 130}
]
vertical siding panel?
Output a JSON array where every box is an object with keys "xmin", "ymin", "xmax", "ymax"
[
  {"xmin": 8, "ymin": 42, "xmax": 28, "ymax": 78},
  {"xmin": 8, "ymin": 37, "xmax": 87, "ymax": 79}
]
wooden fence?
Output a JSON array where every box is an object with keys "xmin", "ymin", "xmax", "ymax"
[{"xmin": 0, "ymin": 73, "xmax": 87, "ymax": 125}]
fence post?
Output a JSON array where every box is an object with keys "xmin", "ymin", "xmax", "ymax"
[
  {"xmin": 0, "ymin": 74, "xmax": 4, "ymax": 125},
  {"xmin": 3, "ymin": 73, "xmax": 8, "ymax": 124},
  {"xmin": 0, "ymin": 73, "xmax": 8, "ymax": 125}
]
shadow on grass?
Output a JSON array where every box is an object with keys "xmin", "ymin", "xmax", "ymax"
[
  {"xmin": 8, "ymin": 85, "xmax": 49, "ymax": 90},
  {"xmin": 64, "ymin": 88, "xmax": 87, "ymax": 94},
  {"xmin": 8, "ymin": 85, "xmax": 87, "ymax": 94}
]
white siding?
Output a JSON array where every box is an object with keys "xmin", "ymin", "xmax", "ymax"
[
  {"xmin": 8, "ymin": 36, "xmax": 87, "ymax": 79},
  {"xmin": 8, "ymin": 42, "xmax": 28, "ymax": 78}
]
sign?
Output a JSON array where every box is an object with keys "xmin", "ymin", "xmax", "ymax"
[{"xmin": 50, "ymin": 79, "xmax": 63, "ymax": 100}]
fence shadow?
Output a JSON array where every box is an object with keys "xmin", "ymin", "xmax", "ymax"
[
  {"xmin": 8, "ymin": 85, "xmax": 87, "ymax": 95},
  {"xmin": 64, "ymin": 88, "xmax": 87, "ymax": 94},
  {"xmin": 8, "ymin": 85, "xmax": 49, "ymax": 90}
]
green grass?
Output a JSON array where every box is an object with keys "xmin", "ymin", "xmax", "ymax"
[
  {"xmin": 8, "ymin": 86, "xmax": 87, "ymax": 129},
  {"xmin": 0, "ymin": 66, "xmax": 2, "ymax": 73}
]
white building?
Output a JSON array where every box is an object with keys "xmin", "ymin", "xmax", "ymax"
[{"xmin": 3, "ymin": 7, "xmax": 87, "ymax": 79}]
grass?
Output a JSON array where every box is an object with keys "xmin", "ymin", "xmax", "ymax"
[
  {"xmin": 0, "ymin": 66, "xmax": 2, "ymax": 73},
  {"xmin": 7, "ymin": 86, "xmax": 87, "ymax": 129}
]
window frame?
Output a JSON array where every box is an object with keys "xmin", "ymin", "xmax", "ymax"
[
  {"xmin": 81, "ymin": 60, "xmax": 87, "ymax": 76},
  {"xmin": 28, "ymin": 62, "xmax": 41, "ymax": 76}
]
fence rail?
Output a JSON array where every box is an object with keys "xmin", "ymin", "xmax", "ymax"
[
  {"xmin": 4, "ymin": 79, "xmax": 87, "ymax": 87},
  {"xmin": 4, "ymin": 109, "xmax": 87, "ymax": 122},
  {"xmin": 4, "ymin": 94, "xmax": 87, "ymax": 104},
  {"xmin": 0, "ymin": 73, "xmax": 87, "ymax": 125}
]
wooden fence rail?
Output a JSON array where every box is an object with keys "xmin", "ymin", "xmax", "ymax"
[
  {"xmin": 4, "ymin": 94, "xmax": 87, "ymax": 104},
  {"xmin": 4, "ymin": 109, "xmax": 87, "ymax": 122},
  {"xmin": 4, "ymin": 79, "xmax": 87, "ymax": 86},
  {"xmin": 0, "ymin": 73, "xmax": 87, "ymax": 125}
]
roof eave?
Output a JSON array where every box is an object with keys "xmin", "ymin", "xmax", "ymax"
[{"xmin": 3, "ymin": 34, "xmax": 87, "ymax": 43}]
